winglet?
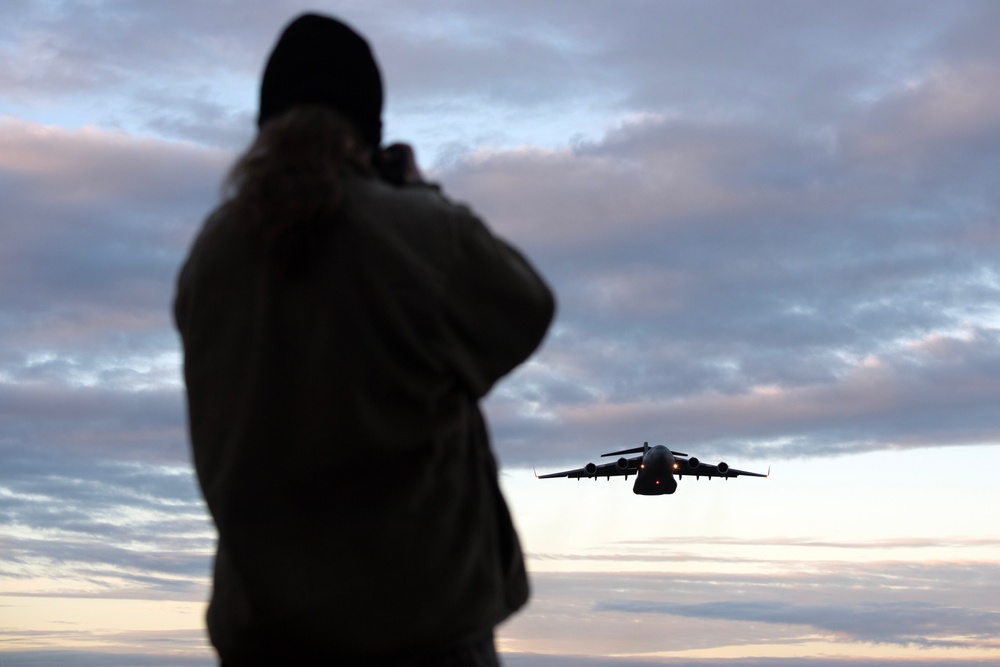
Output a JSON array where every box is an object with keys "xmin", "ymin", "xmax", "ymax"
[
  {"xmin": 766, "ymin": 466, "xmax": 771, "ymax": 478},
  {"xmin": 533, "ymin": 467, "xmax": 538, "ymax": 479}
]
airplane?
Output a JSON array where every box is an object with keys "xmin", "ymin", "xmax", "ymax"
[{"xmin": 536, "ymin": 441, "xmax": 768, "ymax": 496}]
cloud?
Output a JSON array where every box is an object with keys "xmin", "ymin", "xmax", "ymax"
[
  {"xmin": 504, "ymin": 658, "xmax": 1000, "ymax": 667},
  {"xmin": 453, "ymin": 45, "xmax": 1000, "ymax": 462},
  {"xmin": 2, "ymin": 3, "xmax": 998, "ymax": 469},
  {"xmin": 0, "ymin": 454, "xmax": 212, "ymax": 600},
  {"xmin": 613, "ymin": 535, "xmax": 1000, "ymax": 550},
  {"xmin": 596, "ymin": 599, "xmax": 1000, "ymax": 648},
  {"xmin": 501, "ymin": 560, "xmax": 1000, "ymax": 656},
  {"xmin": 0, "ymin": 650, "xmax": 212, "ymax": 667},
  {"xmin": 0, "ymin": 118, "xmax": 227, "ymax": 475},
  {"xmin": 0, "ymin": 383, "xmax": 186, "ymax": 461},
  {"xmin": 0, "ymin": 117, "xmax": 227, "ymax": 338}
]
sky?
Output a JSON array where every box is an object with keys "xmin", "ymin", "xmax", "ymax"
[{"xmin": 2, "ymin": 1, "xmax": 1000, "ymax": 665}]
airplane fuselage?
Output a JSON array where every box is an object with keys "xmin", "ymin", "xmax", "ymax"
[{"xmin": 633, "ymin": 445, "xmax": 678, "ymax": 495}]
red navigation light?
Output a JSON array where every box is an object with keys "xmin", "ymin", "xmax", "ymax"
[{"xmin": 655, "ymin": 479, "xmax": 660, "ymax": 485}]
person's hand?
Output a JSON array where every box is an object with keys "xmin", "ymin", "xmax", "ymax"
[{"xmin": 374, "ymin": 143, "xmax": 424, "ymax": 185}]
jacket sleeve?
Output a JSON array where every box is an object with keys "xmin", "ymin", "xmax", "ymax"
[{"xmin": 441, "ymin": 212, "xmax": 555, "ymax": 398}]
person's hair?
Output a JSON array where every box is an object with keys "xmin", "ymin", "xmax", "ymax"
[{"xmin": 223, "ymin": 106, "xmax": 372, "ymax": 273}]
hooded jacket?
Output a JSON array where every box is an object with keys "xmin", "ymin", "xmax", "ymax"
[{"xmin": 174, "ymin": 167, "xmax": 554, "ymax": 661}]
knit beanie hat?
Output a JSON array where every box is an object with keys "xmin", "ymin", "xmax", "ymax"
[{"xmin": 258, "ymin": 13, "xmax": 383, "ymax": 147}]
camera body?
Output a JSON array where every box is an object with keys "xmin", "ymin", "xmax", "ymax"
[{"xmin": 373, "ymin": 144, "xmax": 416, "ymax": 186}]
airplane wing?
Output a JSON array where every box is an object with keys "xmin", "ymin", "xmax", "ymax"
[
  {"xmin": 536, "ymin": 455, "xmax": 642, "ymax": 479},
  {"xmin": 674, "ymin": 457, "xmax": 769, "ymax": 479}
]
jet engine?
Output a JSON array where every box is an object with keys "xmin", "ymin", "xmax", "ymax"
[
  {"xmin": 686, "ymin": 457, "xmax": 700, "ymax": 470},
  {"xmin": 584, "ymin": 462, "xmax": 597, "ymax": 476},
  {"xmin": 717, "ymin": 462, "xmax": 729, "ymax": 474},
  {"xmin": 616, "ymin": 457, "xmax": 629, "ymax": 470}
]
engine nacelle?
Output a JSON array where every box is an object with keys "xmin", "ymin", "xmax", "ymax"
[
  {"xmin": 616, "ymin": 457, "xmax": 629, "ymax": 470},
  {"xmin": 717, "ymin": 461, "xmax": 729, "ymax": 474},
  {"xmin": 686, "ymin": 457, "xmax": 700, "ymax": 470},
  {"xmin": 584, "ymin": 462, "xmax": 597, "ymax": 476}
]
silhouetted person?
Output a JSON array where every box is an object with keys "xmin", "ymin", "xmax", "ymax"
[{"xmin": 173, "ymin": 12, "xmax": 554, "ymax": 667}]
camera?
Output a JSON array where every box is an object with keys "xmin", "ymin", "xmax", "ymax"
[{"xmin": 373, "ymin": 144, "xmax": 415, "ymax": 185}]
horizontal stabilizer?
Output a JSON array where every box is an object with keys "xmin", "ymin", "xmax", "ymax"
[
  {"xmin": 601, "ymin": 446, "xmax": 645, "ymax": 457},
  {"xmin": 602, "ymin": 445, "xmax": 688, "ymax": 457}
]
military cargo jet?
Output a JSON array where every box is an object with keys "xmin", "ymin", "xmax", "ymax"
[{"xmin": 537, "ymin": 441, "xmax": 768, "ymax": 495}]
